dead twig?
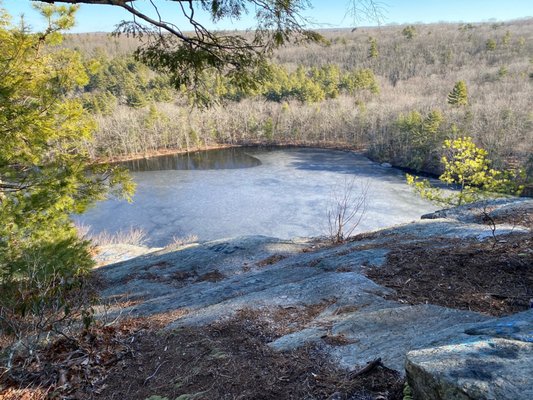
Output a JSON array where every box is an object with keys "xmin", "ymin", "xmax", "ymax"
[
  {"xmin": 480, "ymin": 204, "xmax": 497, "ymax": 248},
  {"xmin": 143, "ymin": 360, "xmax": 169, "ymax": 385},
  {"xmin": 348, "ymin": 358, "xmax": 382, "ymax": 379}
]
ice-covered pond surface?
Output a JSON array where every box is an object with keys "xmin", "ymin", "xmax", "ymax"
[{"xmin": 76, "ymin": 147, "xmax": 439, "ymax": 246}]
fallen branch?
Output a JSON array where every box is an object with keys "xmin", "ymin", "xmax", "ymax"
[{"xmin": 348, "ymin": 358, "xmax": 382, "ymax": 379}]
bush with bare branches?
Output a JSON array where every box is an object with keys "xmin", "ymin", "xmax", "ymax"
[{"xmin": 326, "ymin": 178, "xmax": 369, "ymax": 243}]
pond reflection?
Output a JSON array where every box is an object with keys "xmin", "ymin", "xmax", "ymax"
[{"xmin": 120, "ymin": 148, "xmax": 261, "ymax": 172}]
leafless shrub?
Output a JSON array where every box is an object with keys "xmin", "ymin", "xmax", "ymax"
[
  {"xmin": 327, "ymin": 177, "xmax": 370, "ymax": 243},
  {"xmin": 480, "ymin": 203, "xmax": 498, "ymax": 247},
  {"xmin": 75, "ymin": 224, "xmax": 147, "ymax": 247},
  {"xmin": 0, "ymin": 259, "xmax": 97, "ymax": 380},
  {"xmin": 168, "ymin": 234, "xmax": 199, "ymax": 248}
]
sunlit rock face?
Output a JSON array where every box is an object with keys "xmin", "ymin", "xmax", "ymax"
[{"xmin": 95, "ymin": 197, "xmax": 532, "ymax": 399}]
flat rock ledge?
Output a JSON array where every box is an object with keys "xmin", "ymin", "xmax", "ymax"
[{"xmin": 97, "ymin": 198, "xmax": 532, "ymax": 399}]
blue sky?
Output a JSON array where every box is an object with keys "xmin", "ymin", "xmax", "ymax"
[{"xmin": 3, "ymin": 0, "xmax": 532, "ymax": 33}]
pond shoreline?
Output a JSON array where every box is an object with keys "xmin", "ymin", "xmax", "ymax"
[
  {"xmin": 93, "ymin": 141, "xmax": 367, "ymax": 165},
  {"xmin": 94, "ymin": 141, "xmax": 455, "ymax": 191},
  {"xmin": 112, "ymin": 141, "xmax": 533, "ymax": 197}
]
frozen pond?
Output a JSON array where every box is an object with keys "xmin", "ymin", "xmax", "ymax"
[{"xmin": 76, "ymin": 147, "xmax": 439, "ymax": 246}]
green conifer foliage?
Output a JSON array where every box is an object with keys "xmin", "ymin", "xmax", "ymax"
[
  {"xmin": 486, "ymin": 38, "xmax": 497, "ymax": 50},
  {"xmin": 340, "ymin": 68, "xmax": 380, "ymax": 95},
  {"xmin": 395, "ymin": 109, "xmax": 444, "ymax": 170},
  {"xmin": 407, "ymin": 137, "xmax": 524, "ymax": 206},
  {"xmin": 402, "ymin": 25, "xmax": 417, "ymax": 40},
  {"xmin": 0, "ymin": 5, "xmax": 134, "ymax": 317},
  {"xmin": 447, "ymin": 80, "xmax": 468, "ymax": 106},
  {"xmin": 502, "ymin": 30, "xmax": 512, "ymax": 45},
  {"xmin": 368, "ymin": 37, "xmax": 379, "ymax": 58},
  {"xmin": 497, "ymin": 66, "xmax": 509, "ymax": 79},
  {"xmin": 259, "ymin": 65, "xmax": 379, "ymax": 103}
]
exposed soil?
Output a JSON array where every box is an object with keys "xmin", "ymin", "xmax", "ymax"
[
  {"xmin": 1, "ymin": 305, "xmax": 403, "ymax": 400},
  {"xmin": 256, "ymin": 254, "xmax": 288, "ymax": 267},
  {"xmin": 98, "ymin": 307, "xmax": 402, "ymax": 400},
  {"xmin": 195, "ymin": 270, "xmax": 226, "ymax": 283},
  {"xmin": 0, "ymin": 319, "xmax": 147, "ymax": 400},
  {"xmin": 365, "ymin": 232, "xmax": 533, "ymax": 316}
]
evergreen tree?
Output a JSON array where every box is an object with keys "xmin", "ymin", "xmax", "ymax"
[
  {"xmin": 486, "ymin": 38, "xmax": 497, "ymax": 50},
  {"xmin": 37, "ymin": 0, "xmax": 379, "ymax": 103},
  {"xmin": 0, "ymin": 5, "xmax": 133, "ymax": 317},
  {"xmin": 497, "ymin": 66, "xmax": 508, "ymax": 79},
  {"xmin": 340, "ymin": 68, "xmax": 380, "ymax": 95},
  {"xmin": 447, "ymin": 80, "xmax": 468, "ymax": 106},
  {"xmin": 395, "ymin": 109, "xmax": 444, "ymax": 170},
  {"xmin": 402, "ymin": 25, "xmax": 417, "ymax": 40},
  {"xmin": 502, "ymin": 30, "xmax": 512, "ymax": 45},
  {"xmin": 368, "ymin": 37, "xmax": 379, "ymax": 58},
  {"xmin": 407, "ymin": 137, "xmax": 523, "ymax": 206}
]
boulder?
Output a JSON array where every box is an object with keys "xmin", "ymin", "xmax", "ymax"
[
  {"xmin": 406, "ymin": 338, "xmax": 533, "ymax": 400},
  {"xmin": 464, "ymin": 309, "xmax": 533, "ymax": 343},
  {"xmin": 406, "ymin": 310, "xmax": 533, "ymax": 399}
]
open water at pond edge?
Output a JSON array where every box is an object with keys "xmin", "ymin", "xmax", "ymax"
[{"xmin": 75, "ymin": 147, "xmax": 439, "ymax": 247}]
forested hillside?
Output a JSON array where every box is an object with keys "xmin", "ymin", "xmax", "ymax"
[{"xmin": 69, "ymin": 20, "xmax": 533, "ymax": 182}]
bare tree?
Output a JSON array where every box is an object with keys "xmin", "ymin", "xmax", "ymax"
[{"xmin": 327, "ymin": 177, "xmax": 369, "ymax": 243}]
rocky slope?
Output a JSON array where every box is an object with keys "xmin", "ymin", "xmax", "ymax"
[{"xmin": 97, "ymin": 198, "xmax": 533, "ymax": 400}]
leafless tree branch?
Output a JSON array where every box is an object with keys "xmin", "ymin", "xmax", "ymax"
[{"xmin": 327, "ymin": 177, "xmax": 370, "ymax": 243}]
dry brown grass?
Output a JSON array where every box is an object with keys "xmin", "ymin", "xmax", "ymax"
[{"xmin": 76, "ymin": 224, "xmax": 147, "ymax": 247}]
